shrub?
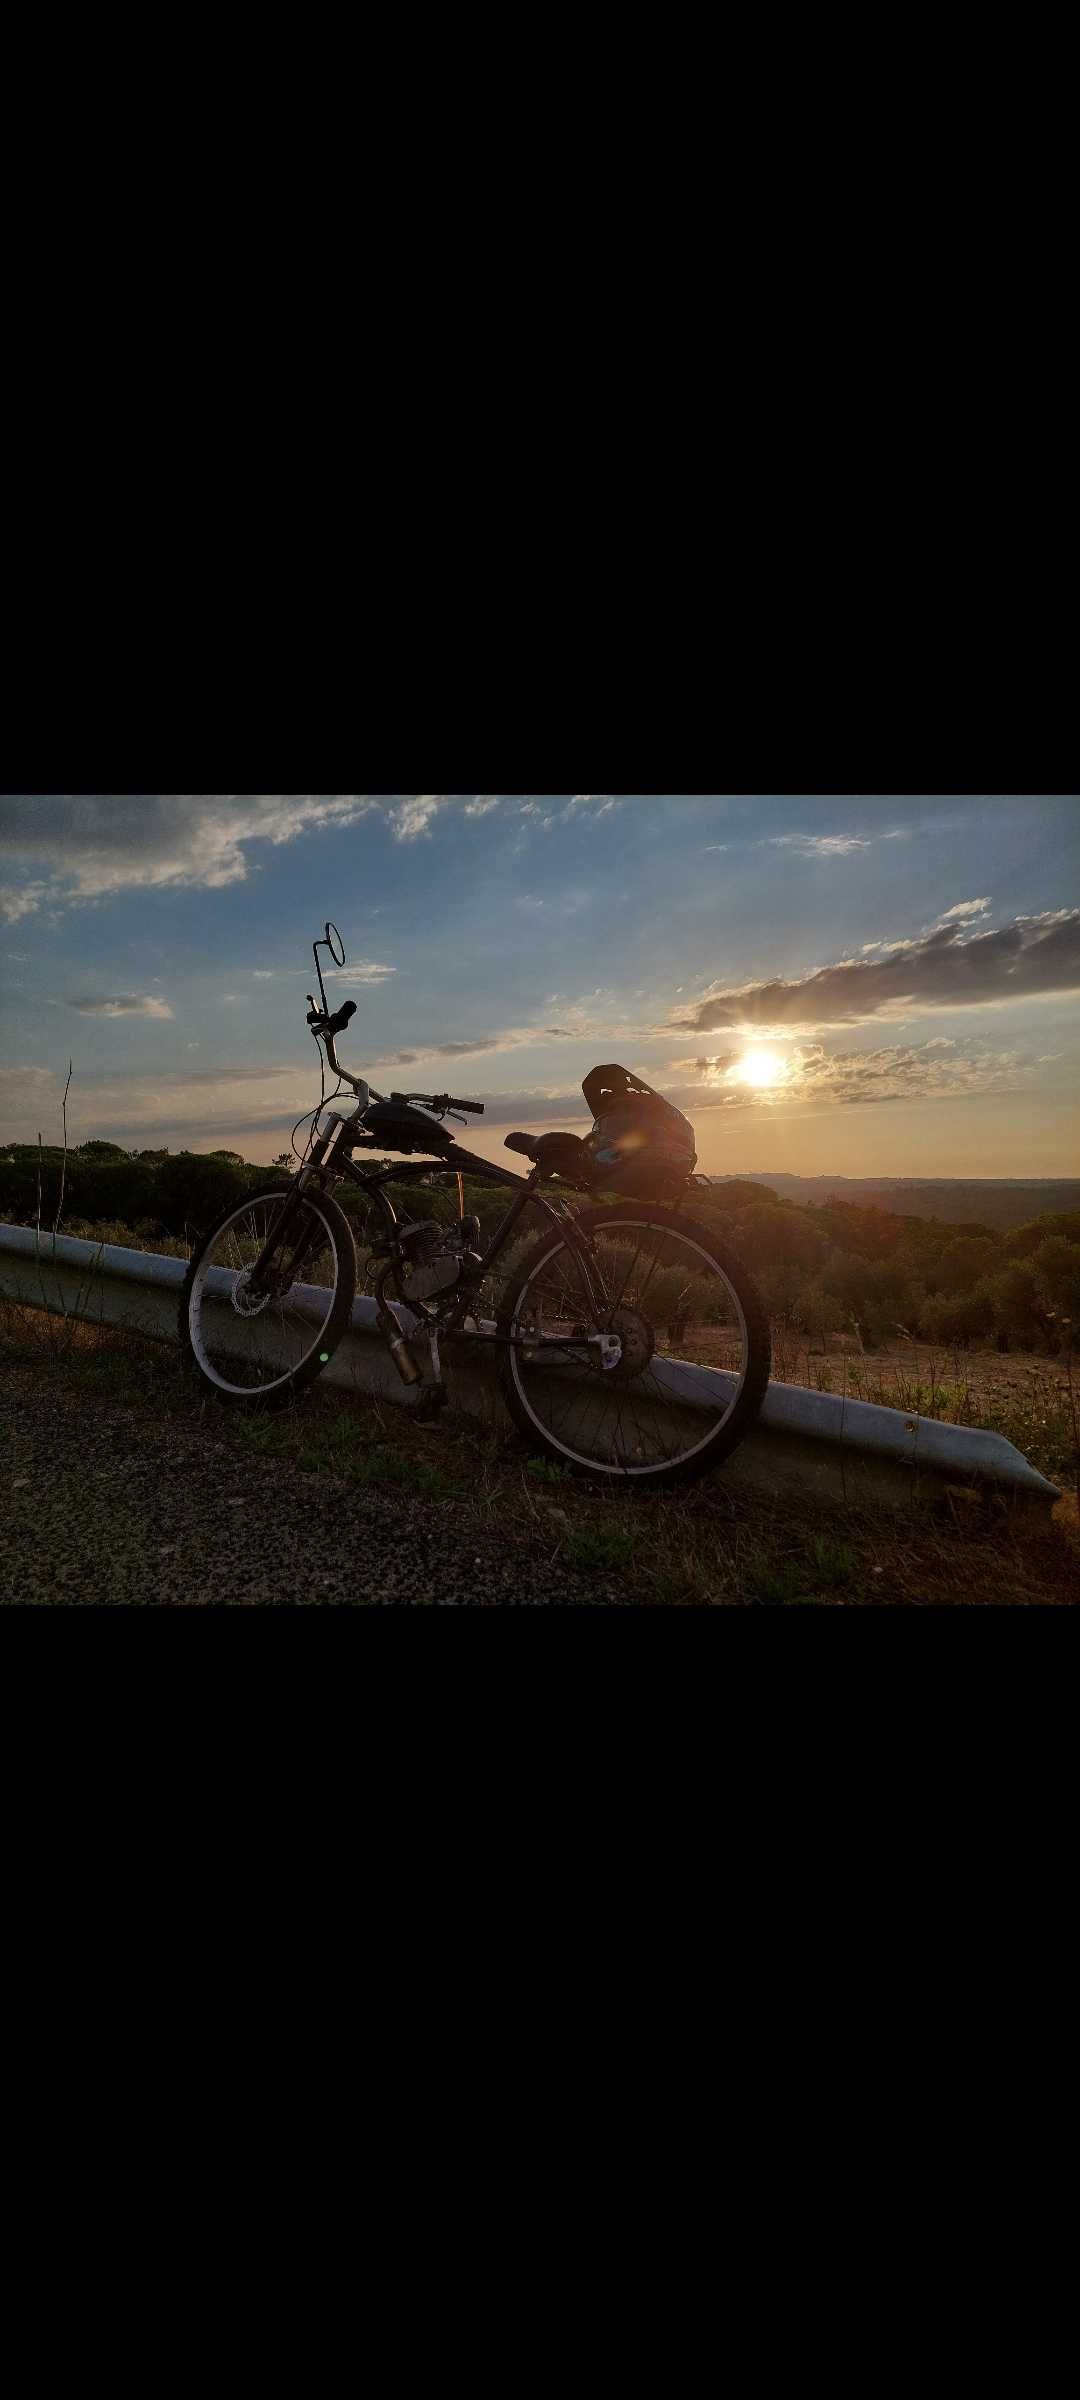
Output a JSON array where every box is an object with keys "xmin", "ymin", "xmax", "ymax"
[
  {"xmin": 977, "ymin": 1260, "xmax": 1045, "ymax": 1350},
  {"xmin": 797, "ymin": 1278, "xmax": 845, "ymax": 1349},
  {"xmin": 917, "ymin": 1287, "xmax": 993, "ymax": 1346},
  {"xmin": 153, "ymin": 1152, "xmax": 247, "ymax": 1237}
]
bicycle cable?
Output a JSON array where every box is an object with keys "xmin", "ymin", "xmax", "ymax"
[{"xmin": 290, "ymin": 1046, "xmax": 347, "ymax": 1164}]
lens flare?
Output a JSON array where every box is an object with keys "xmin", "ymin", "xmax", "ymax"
[{"xmin": 735, "ymin": 1048, "xmax": 786, "ymax": 1088}]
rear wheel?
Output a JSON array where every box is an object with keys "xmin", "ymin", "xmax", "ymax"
[
  {"xmin": 179, "ymin": 1183, "xmax": 356, "ymax": 1406},
  {"xmin": 498, "ymin": 1202, "xmax": 770, "ymax": 1485}
]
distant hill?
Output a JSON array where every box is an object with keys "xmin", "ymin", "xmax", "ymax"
[{"xmin": 703, "ymin": 1175, "xmax": 1080, "ymax": 1232}]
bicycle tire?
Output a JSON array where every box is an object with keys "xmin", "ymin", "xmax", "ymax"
[
  {"xmin": 179, "ymin": 1182, "xmax": 357, "ymax": 1408},
  {"xmin": 497, "ymin": 1200, "xmax": 771, "ymax": 1487}
]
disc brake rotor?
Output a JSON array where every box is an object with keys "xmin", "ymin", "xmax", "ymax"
[{"xmin": 231, "ymin": 1266, "xmax": 274, "ymax": 1318}]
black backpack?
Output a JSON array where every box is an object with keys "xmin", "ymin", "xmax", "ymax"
[{"xmin": 580, "ymin": 1065, "xmax": 697, "ymax": 1199}]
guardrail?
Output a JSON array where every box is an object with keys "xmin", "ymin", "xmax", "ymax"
[{"xmin": 0, "ymin": 1225, "xmax": 1062, "ymax": 1519}]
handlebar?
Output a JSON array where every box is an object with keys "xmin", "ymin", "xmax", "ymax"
[
  {"xmin": 306, "ymin": 997, "xmax": 383, "ymax": 1100},
  {"xmin": 305, "ymin": 980, "xmax": 484, "ymax": 1121},
  {"xmin": 307, "ymin": 998, "xmax": 357, "ymax": 1039},
  {"xmin": 391, "ymin": 1091, "xmax": 485, "ymax": 1116}
]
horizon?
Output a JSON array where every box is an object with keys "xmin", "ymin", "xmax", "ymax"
[{"xmin": 2, "ymin": 794, "xmax": 1078, "ymax": 1177}]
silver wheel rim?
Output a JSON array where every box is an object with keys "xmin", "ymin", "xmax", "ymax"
[
  {"xmin": 187, "ymin": 1194, "xmax": 343, "ymax": 1395},
  {"xmin": 508, "ymin": 1215, "xmax": 751, "ymax": 1477}
]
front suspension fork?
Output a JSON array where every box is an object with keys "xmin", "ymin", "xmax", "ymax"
[{"xmin": 249, "ymin": 1183, "xmax": 325, "ymax": 1293}]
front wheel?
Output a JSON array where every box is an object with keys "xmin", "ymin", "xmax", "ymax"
[
  {"xmin": 497, "ymin": 1201, "xmax": 771, "ymax": 1486},
  {"xmin": 179, "ymin": 1182, "xmax": 357, "ymax": 1406}
]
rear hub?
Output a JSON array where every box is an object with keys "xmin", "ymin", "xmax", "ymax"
[{"xmin": 603, "ymin": 1304, "xmax": 655, "ymax": 1383}]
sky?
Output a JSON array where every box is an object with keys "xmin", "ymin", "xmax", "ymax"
[{"xmin": 1, "ymin": 793, "xmax": 1078, "ymax": 1177}]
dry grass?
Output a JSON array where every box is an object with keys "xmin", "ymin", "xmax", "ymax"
[
  {"xmin": 1, "ymin": 1300, "xmax": 1075, "ymax": 1606},
  {"xmin": 763, "ymin": 1325, "xmax": 1077, "ymax": 1494}
]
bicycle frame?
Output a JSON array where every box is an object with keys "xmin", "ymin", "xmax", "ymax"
[
  {"xmin": 243, "ymin": 950, "xmax": 611, "ymax": 1349},
  {"xmin": 280, "ymin": 1124, "xmax": 611, "ymax": 1345}
]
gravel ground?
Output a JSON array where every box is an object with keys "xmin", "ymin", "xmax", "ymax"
[{"xmin": 0, "ymin": 1356, "xmax": 619, "ymax": 1608}]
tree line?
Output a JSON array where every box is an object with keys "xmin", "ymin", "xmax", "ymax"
[{"xmin": 1, "ymin": 1142, "xmax": 1077, "ymax": 1354}]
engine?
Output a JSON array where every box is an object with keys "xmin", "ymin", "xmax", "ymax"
[{"xmin": 394, "ymin": 1216, "xmax": 483, "ymax": 1303}]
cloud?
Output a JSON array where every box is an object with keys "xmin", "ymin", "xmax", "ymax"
[
  {"xmin": 659, "ymin": 1037, "xmax": 1052, "ymax": 1114},
  {"xmin": 8, "ymin": 1030, "xmax": 1046, "ymax": 1153},
  {"xmin": 0, "ymin": 880, "xmax": 51, "ymax": 923},
  {"xmin": 0, "ymin": 1064, "xmax": 57, "ymax": 1102},
  {"xmin": 666, "ymin": 1053, "xmax": 738, "ymax": 1079},
  {"xmin": 404, "ymin": 1038, "xmax": 498, "ymax": 1060},
  {"xmin": 765, "ymin": 834, "xmax": 871, "ymax": 856},
  {"xmin": 325, "ymin": 961, "xmax": 397, "ymax": 985},
  {"xmin": 0, "ymin": 792, "xmax": 638, "ymax": 919},
  {"xmin": 66, "ymin": 994, "xmax": 175, "ymax": 1019},
  {"xmin": 389, "ymin": 795, "xmax": 445, "ymax": 842},
  {"xmin": 935, "ymin": 897, "xmax": 992, "ymax": 922},
  {"xmin": 362, "ymin": 1008, "xmax": 639, "ymax": 1072},
  {"xmin": 252, "ymin": 969, "xmax": 276, "ymax": 980},
  {"xmin": 677, "ymin": 908, "xmax": 1080, "ymax": 1034},
  {"xmin": 0, "ymin": 795, "xmax": 382, "ymax": 912},
  {"xmin": 761, "ymin": 826, "xmax": 912, "ymax": 860},
  {"xmin": 532, "ymin": 796, "xmax": 620, "ymax": 830},
  {"xmin": 0, "ymin": 1055, "xmax": 325, "ymax": 1147}
]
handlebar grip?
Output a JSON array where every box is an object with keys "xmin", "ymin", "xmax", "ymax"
[
  {"xmin": 311, "ymin": 1000, "xmax": 357, "ymax": 1038},
  {"xmin": 454, "ymin": 1098, "xmax": 484, "ymax": 1114}
]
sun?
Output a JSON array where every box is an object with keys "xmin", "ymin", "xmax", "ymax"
[{"xmin": 735, "ymin": 1047, "xmax": 786, "ymax": 1088}]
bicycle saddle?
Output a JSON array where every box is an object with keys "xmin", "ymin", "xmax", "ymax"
[{"xmin": 504, "ymin": 1131, "xmax": 591, "ymax": 1181}]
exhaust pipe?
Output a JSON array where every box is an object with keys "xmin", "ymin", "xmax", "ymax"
[
  {"xmin": 376, "ymin": 1288, "xmax": 421, "ymax": 1384},
  {"xmin": 387, "ymin": 1332, "xmax": 421, "ymax": 1386}
]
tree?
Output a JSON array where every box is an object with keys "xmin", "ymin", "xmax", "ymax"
[
  {"xmin": 978, "ymin": 1261, "xmax": 1044, "ymax": 1352},
  {"xmin": 797, "ymin": 1278, "xmax": 845, "ymax": 1351},
  {"xmin": 77, "ymin": 1140, "xmax": 130, "ymax": 1160},
  {"xmin": 938, "ymin": 1234, "xmax": 1000, "ymax": 1294},
  {"xmin": 720, "ymin": 1204, "xmax": 828, "ymax": 1318},
  {"xmin": 272, "ymin": 1153, "xmax": 293, "ymax": 1170},
  {"xmin": 210, "ymin": 1150, "xmax": 246, "ymax": 1167},
  {"xmin": 698, "ymin": 1179, "xmax": 781, "ymax": 1214},
  {"xmin": 826, "ymin": 1254, "xmax": 923, "ymax": 1347},
  {"xmin": 1004, "ymin": 1212, "xmax": 1080, "ymax": 1261},
  {"xmin": 918, "ymin": 1287, "xmax": 993, "ymax": 1347},
  {"xmin": 154, "ymin": 1152, "xmax": 246, "ymax": 1237},
  {"xmin": 1030, "ymin": 1236, "xmax": 1080, "ymax": 1347}
]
